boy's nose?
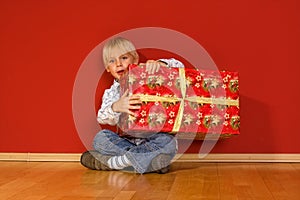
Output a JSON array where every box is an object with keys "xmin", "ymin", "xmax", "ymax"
[{"xmin": 116, "ymin": 59, "xmax": 122, "ymax": 66}]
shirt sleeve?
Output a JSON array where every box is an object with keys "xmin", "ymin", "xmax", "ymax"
[
  {"xmin": 96, "ymin": 82, "xmax": 121, "ymax": 126},
  {"xmin": 158, "ymin": 58, "xmax": 185, "ymax": 68}
]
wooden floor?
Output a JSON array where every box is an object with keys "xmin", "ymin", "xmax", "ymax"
[{"xmin": 0, "ymin": 162, "xmax": 299, "ymax": 200}]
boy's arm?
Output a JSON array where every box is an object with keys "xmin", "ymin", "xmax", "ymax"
[
  {"xmin": 97, "ymin": 84, "xmax": 121, "ymax": 126},
  {"xmin": 143, "ymin": 58, "xmax": 185, "ymax": 74},
  {"xmin": 158, "ymin": 58, "xmax": 184, "ymax": 68}
]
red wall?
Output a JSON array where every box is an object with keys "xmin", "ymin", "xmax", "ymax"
[{"xmin": 1, "ymin": 0, "xmax": 299, "ymax": 153}]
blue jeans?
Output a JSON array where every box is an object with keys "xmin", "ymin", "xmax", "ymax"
[{"xmin": 93, "ymin": 129, "xmax": 177, "ymax": 173}]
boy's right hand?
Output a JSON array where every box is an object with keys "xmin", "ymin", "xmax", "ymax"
[{"xmin": 112, "ymin": 89, "xmax": 141, "ymax": 116}]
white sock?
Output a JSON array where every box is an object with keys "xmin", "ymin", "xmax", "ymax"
[{"xmin": 107, "ymin": 155, "xmax": 132, "ymax": 169}]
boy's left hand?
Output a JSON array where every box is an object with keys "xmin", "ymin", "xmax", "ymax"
[{"xmin": 141, "ymin": 60, "xmax": 167, "ymax": 74}]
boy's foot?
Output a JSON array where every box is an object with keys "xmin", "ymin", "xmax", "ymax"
[
  {"xmin": 149, "ymin": 154, "xmax": 172, "ymax": 174},
  {"xmin": 80, "ymin": 150, "xmax": 112, "ymax": 171},
  {"xmin": 156, "ymin": 165, "xmax": 170, "ymax": 174}
]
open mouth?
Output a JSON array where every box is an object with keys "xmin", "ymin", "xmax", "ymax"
[{"xmin": 117, "ymin": 69, "xmax": 125, "ymax": 76}]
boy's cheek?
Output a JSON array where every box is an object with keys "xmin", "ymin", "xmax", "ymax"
[{"xmin": 133, "ymin": 57, "xmax": 139, "ymax": 64}]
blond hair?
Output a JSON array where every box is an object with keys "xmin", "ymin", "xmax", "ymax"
[{"xmin": 102, "ymin": 37, "xmax": 139, "ymax": 67}]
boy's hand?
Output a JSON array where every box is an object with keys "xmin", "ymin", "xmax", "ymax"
[
  {"xmin": 112, "ymin": 89, "xmax": 141, "ymax": 116},
  {"xmin": 140, "ymin": 60, "xmax": 167, "ymax": 74}
]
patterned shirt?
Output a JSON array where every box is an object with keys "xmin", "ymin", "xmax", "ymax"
[{"xmin": 97, "ymin": 58, "xmax": 185, "ymax": 125}]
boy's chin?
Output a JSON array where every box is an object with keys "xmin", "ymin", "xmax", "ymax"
[
  {"xmin": 114, "ymin": 74, "xmax": 124, "ymax": 81},
  {"xmin": 117, "ymin": 71, "xmax": 127, "ymax": 79}
]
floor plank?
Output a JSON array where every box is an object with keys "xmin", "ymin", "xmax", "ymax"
[
  {"xmin": 218, "ymin": 163, "xmax": 274, "ymax": 200},
  {"xmin": 256, "ymin": 163, "xmax": 300, "ymax": 200},
  {"xmin": 0, "ymin": 161, "xmax": 299, "ymax": 200}
]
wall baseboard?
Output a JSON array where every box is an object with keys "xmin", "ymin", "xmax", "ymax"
[
  {"xmin": 0, "ymin": 153, "xmax": 81, "ymax": 162},
  {"xmin": 1, "ymin": 153, "xmax": 300, "ymax": 162},
  {"xmin": 174, "ymin": 153, "xmax": 300, "ymax": 162}
]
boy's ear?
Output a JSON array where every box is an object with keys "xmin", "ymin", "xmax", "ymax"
[{"xmin": 106, "ymin": 67, "xmax": 110, "ymax": 73}]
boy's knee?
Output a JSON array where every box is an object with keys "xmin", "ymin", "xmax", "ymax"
[
  {"xmin": 157, "ymin": 133, "xmax": 174, "ymax": 141},
  {"xmin": 154, "ymin": 133, "xmax": 176, "ymax": 147},
  {"xmin": 93, "ymin": 129, "xmax": 112, "ymax": 150}
]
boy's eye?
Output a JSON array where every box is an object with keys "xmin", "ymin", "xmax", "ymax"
[
  {"xmin": 121, "ymin": 56, "xmax": 128, "ymax": 60},
  {"xmin": 109, "ymin": 59, "xmax": 115, "ymax": 63}
]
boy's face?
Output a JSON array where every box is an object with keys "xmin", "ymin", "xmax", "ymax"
[{"xmin": 106, "ymin": 52, "xmax": 138, "ymax": 80}]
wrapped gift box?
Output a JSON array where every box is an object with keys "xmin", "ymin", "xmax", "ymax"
[{"xmin": 118, "ymin": 64, "xmax": 240, "ymax": 139}]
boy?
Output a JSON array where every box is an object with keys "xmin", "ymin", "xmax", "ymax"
[{"xmin": 80, "ymin": 37, "xmax": 184, "ymax": 174}]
